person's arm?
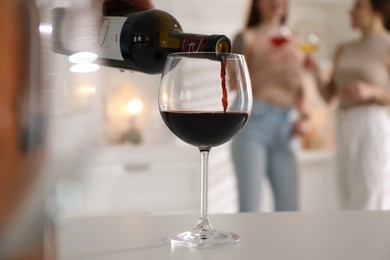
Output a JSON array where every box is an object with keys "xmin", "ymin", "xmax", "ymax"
[
  {"xmin": 340, "ymin": 48, "xmax": 390, "ymax": 105},
  {"xmin": 292, "ymin": 77, "xmax": 310, "ymax": 136},
  {"xmin": 342, "ymin": 80, "xmax": 390, "ymax": 105},
  {"xmin": 305, "ymin": 45, "xmax": 344, "ymax": 103},
  {"xmin": 372, "ymin": 86, "xmax": 390, "ymax": 105}
]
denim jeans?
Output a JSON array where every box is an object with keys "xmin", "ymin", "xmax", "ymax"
[{"xmin": 231, "ymin": 99, "xmax": 298, "ymax": 212}]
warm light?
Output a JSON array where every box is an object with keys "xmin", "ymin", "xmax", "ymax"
[
  {"xmin": 69, "ymin": 52, "xmax": 98, "ymax": 64},
  {"xmin": 70, "ymin": 63, "xmax": 100, "ymax": 73},
  {"xmin": 39, "ymin": 24, "xmax": 53, "ymax": 34},
  {"xmin": 77, "ymin": 85, "xmax": 96, "ymax": 95},
  {"xmin": 127, "ymin": 98, "xmax": 144, "ymax": 115}
]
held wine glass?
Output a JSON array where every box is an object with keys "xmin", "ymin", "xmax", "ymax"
[
  {"xmin": 298, "ymin": 32, "xmax": 320, "ymax": 55},
  {"xmin": 158, "ymin": 52, "xmax": 252, "ymax": 248},
  {"xmin": 269, "ymin": 26, "xmax": 292, "ymax": 47}
]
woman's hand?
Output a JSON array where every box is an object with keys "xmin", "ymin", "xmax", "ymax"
[
  {"xmin": 303, "ymin": 55, "xmax": 323, "ymax": 82},
  {"xmin": 99, "ymin": 0, "xmax": 154, "ymax": 16},
  {"xmin": 292, "ymin": 113, "xmax": 310, "ymax": 137},
  {"xmin": 342, "ymin": 80, "xmax": 378, "ymax": 102}
]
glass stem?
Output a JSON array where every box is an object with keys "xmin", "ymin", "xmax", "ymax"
[{"xmin": 198, "ymin": 147, "xmax": 212, "ymax": 230}]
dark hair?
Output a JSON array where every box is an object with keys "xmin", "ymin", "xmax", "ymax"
[
  {"xmin": 369, "ymin": 0, "xmax": 390, "ymax": 31},
  {"xmin": 246, "ymin": 0, "xmax": 287, "ymax": 28}
]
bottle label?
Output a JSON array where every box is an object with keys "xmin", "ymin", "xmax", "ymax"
[
  {"xmin": 98, "ymin": 16, "xmax": 128, "ymax": 61},
  {"xmin": 180, "ymin": 35, "xmax": 205, "ymax": 52}
]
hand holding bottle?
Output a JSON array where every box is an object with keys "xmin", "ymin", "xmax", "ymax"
[{"xmin": 100, "ymin": 0, "xmax": 154, "ymax": 16}]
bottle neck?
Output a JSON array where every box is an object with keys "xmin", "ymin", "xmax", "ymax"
[{"xmin": 172, "ymin": 32, "xmax": 231, "ymax": 54}]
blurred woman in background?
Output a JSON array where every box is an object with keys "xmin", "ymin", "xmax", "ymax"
[
  {"xmin": 307, "ymin": 0, "xmax": 390, "ymax": 210},
  {"xmin": 231, "ymin": 0, "xmax": 310, "ymax": 212}
]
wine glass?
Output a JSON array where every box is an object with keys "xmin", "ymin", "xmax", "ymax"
[
  {"xmin": 158, "ymin": 52, "xmax": 252, "ymax": 248},
  {"xmin": 298, "ymin": 32, "xmax": 320, "ymax": 55},
  {"xmin": 269, "ymin": 26, "xmax": 292, "ymax": 47}
]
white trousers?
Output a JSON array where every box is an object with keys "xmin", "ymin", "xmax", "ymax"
[{"xmin": 337, "ymin": 105, "xmax": 390, "ymax": 210}]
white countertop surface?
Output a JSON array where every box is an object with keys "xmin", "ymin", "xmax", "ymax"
[{"xmin": 57, "ymin": 211, "xmax": 390, "ymax": 259}]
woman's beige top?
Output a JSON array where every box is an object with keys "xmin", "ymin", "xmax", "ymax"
[
  {"xmin": 334, "ymin": 31, "xmax": 390, "ymax": 108},
  {"xmin": 238, "ymin": 26, "xmax": 306, "ymax": 108}
]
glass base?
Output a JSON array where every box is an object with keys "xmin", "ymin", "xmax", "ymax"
[
  {"xmin": 167, "ymin": 218, "xmax": 240, "ymax": 248},
  {"xmin": 167, "ymin": 230, "xmax": 240, "ymax": 248}
]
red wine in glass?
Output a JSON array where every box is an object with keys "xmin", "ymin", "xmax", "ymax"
[
  {"xmin": 159, "ymin": 52, "xmax": 252, "ymax": 248},
  {"xmin": 270, "ymin": 35, "xmax": 290, "ymax": 47},
  {"xmin": 269, "ymin": 26, "xmax": 291, "ymax": 47},
  {"xmin": 160, "ymin": 111, "xmax": 248, "ymax": 148}
]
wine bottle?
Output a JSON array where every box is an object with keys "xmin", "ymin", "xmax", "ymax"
[{"xmin": 52, "ymin": 8, "xmax": 232, "ymax": 74}]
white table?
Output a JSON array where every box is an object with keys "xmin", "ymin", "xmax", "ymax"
[{"xmin": 57, "ymin": 211, "xmax": 390, "ymax": 259}]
